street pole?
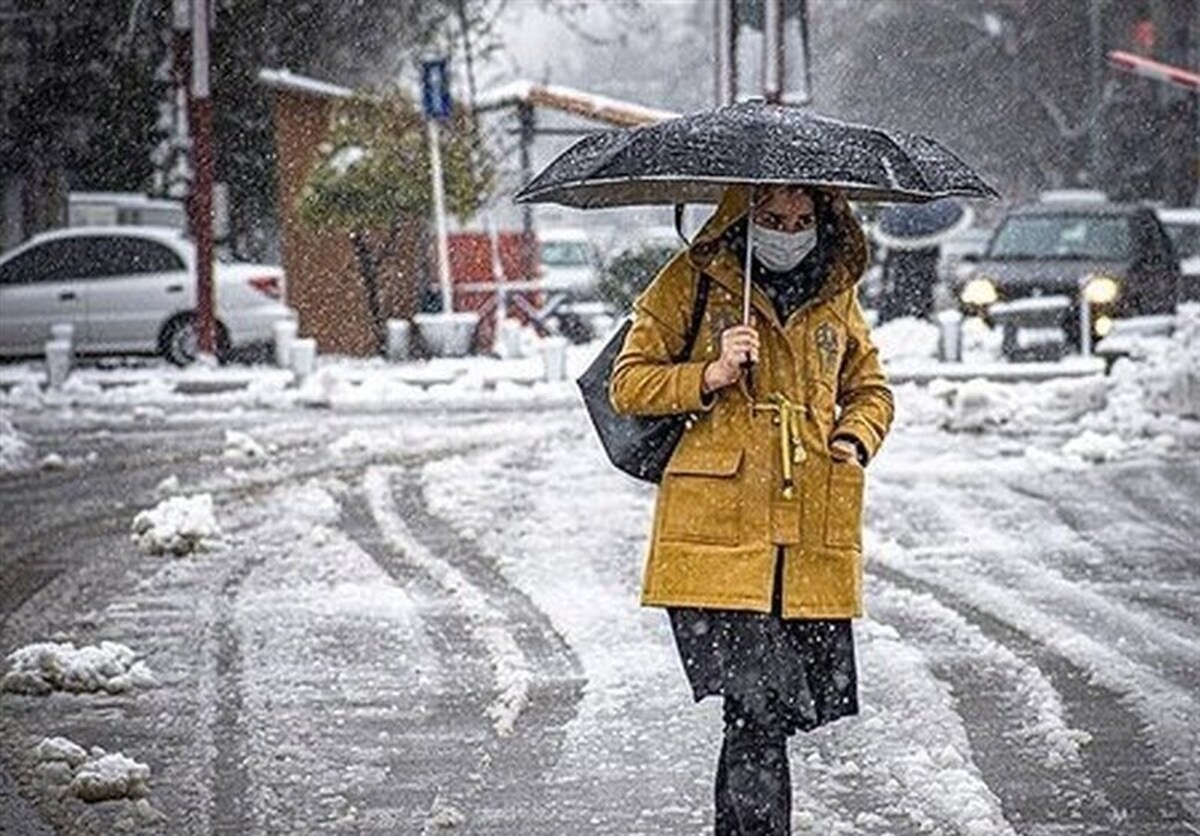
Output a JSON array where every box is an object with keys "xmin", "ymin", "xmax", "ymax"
[
  {"xmin": 427, "ymin": 119, "xmax": 454, "ymax": 313},
  {"xmin": 517, "ymin": 101, "xmax": 536, "ymax": 279},
  {"xmin": 762, "ymin": 0, "xmax": 782, "ymax": 103},
  {"xmin": 715, "ymin": 0, "xmax": 734, "ymax": 106},
  {"xmin": 190, "ymin": 0, "xmax": 216, "ymax": 359},
  {"xmin": 1087, "ymin": 0, "xmax": 1104, "ymax": 186}
]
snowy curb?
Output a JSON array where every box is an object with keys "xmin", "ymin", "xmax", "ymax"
[{"xmin": 2, "ymin": 641, "xmax": 158, "ymax": 696}]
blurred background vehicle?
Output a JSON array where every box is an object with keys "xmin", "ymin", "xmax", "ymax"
[
  {"xmin": 67, "ymin": 192, "xmax": 188, "ymax": 232},
  {"xmin": 1155, "ymin": 207, "xmax": 1200, "ymax": 301},
  {"xmin": 954, "ymin": 196, "xmax": 1181, "ymax": 361},
  {"xmin": 0, "ymin": 226, "xmax": 293, "ymax": 365},
  {"xmin": 529, "ymin": 227, "xmax": 604, "ymax": 343},
  {"xmin": 536, "ymin": 227, "xmax": 603, "ymax": 300}
]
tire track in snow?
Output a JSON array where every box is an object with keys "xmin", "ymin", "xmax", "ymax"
[
  {"xmin": 867, "ymin": 572, "xmax": 1110, "ymax": 834},
  {"xmin": 364, "ymin": 465, "xmax": 535, "ymax": 737},
  {"xmin": 357, "ymin": 462, "xmax": 584, "ymax": 833},
  {"xmin": 866, "ymin": 460, "xmax": 1200, "ymax": 833},
  {"xmin": 871, "ymin": 560, "xmax": 1196, "ymax": 835}
]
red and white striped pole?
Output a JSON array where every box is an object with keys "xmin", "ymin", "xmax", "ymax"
[{"xmin": 1108, "ymin": 50, "xmax": 1200, "ymax": 92}]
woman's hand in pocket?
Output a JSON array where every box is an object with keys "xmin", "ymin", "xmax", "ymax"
[{"xmin": 829, "ymin": 437, "xmax": 862, "ymax": 466}]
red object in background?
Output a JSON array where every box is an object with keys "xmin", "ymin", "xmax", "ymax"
[
  {"xmin": 444, "ymin": 232, "xmax": 542, "ymax": 352},
  {"xmin": 1108, "ymin": 50, "xmax": 1200, "ymax": 92},
  {"xmin": 1132, "ymin": 19, "xmax": 1156, "ymax": 53}
]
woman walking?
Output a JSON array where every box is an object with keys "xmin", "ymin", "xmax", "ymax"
[{"xmin": 609, "ymin": 183, "xmax": 894, "ymax": 834}]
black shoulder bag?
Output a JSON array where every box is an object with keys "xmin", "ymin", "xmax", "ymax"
[{"xmin": 576, "ymin": 271, "xmax": 712, "ymax": 483}]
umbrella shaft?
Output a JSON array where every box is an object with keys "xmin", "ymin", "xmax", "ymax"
[{"xmin": 743, "ymin": 192, "xmax": 755, "ymax": 325}]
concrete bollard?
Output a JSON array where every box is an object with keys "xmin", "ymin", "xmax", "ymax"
[
  {"xmin": 386, "ymin": 319, "xmax": 412, "ymax": 362},
  {"xmin": 50, "ymin": 323, "xmax": 75, "ymax": 347},
  {"xmin": 45, "ymin": 339, "xmax": 72, "ymax": 388},
  {"xmin": 289, "ymin": 337, "xmax": 317, "ymax": 380},
  {"xmin": 540, "ymin": 336, "xmax": 569, "ymax": 382},
  {"xmin": 273, "ymin": 319, "xmax": 298, "ymax": 368},
  {"xmin": 496, "ymin": 318, "xmax": 524, "ymax": 359},
  {"xmin": 936, "ymin": 309, "xmax": 964, "ymax": 363}
]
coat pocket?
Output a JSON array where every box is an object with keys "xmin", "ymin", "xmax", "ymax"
[
  {"xmin": 824, "ymin": 459, "xmax": 864, "ymax": 549},
  {"xmin": 659, "ymin": 446, "xmax": 745, "ymax": 546}
]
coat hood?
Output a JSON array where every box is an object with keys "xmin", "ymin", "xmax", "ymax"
[{"xmin": 685, "ymin": 185, "xmax": 869, "ymax": 307}]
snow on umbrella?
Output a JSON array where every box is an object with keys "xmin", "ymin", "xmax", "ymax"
[
  {"xmin": 872, "ymin": 198, "xmax": 975, "ymax": 251},
  {"xmin": 513, "ymin": 100, "xmax": 999, "ymax": 208}
]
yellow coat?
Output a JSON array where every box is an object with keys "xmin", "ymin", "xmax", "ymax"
[{"xmin": 609, "ymin": 186, "xmax": 894, "ymax": 619}]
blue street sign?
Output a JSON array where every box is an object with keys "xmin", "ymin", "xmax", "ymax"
[{"xmin": 421, "ymin": 58, "xmax": 452, "ymax": 121}]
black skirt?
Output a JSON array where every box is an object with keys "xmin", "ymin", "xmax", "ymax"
[{"xmin": 667, "ymin": 548, "xmax": 858, "ymax": 735}]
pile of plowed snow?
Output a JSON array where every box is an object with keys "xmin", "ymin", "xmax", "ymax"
[
  {"xmin": 131, "ymin": 493, "xmax": 220, "ymax": 555},
  {"xmin": 2, "ymin": 641, "xmax": 157, "ymax": 695}
]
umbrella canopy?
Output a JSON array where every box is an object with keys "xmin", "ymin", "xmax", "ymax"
[
  {"xmin": 514, "ymin": 100, "xmax": 999, "ymax": 208},
  {"xmin": 872, "ymin": 198, "xmax": 975, "ymax": 251}
]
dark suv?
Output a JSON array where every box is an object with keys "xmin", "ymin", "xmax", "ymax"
[{"xmin": 955, "ymin": 200, "xmax": 1180, "ymax": 360}]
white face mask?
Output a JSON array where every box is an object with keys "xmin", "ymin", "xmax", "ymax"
[{"xmin": 751, "ymin": 223, "xmax": 817, "ymax": 273}]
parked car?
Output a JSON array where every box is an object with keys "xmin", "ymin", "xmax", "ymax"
[
  {"xmin": 537, "ymin": 228, "xmax": 602, "ymax": 300},
  {"xmin": 0, "ymin": 226, "xmax": 293, "ymax": 365},
  {"xmin": 1155, "ymin": 207, "xmax": 1200, "ymax": 301},
  {"xmin": 532, "ymin": 228, "xmax": 606, "ymax": 343},
  {"xmin": 954, "ymin": 200, "xmax": 1180, "ymax": 360}
]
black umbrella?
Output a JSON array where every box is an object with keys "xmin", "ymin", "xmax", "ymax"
[
  {"xmin": 514, "ymin": 100, "xmax": 999, "ymax": 208},
  {"xmin": 872, "ymin": 198, "xmax": 974, "ymax": 251}
]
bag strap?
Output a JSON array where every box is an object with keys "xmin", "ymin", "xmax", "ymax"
[{"xmin": 674, "ymin": 271, "xmax": 712, "ymax": 363}]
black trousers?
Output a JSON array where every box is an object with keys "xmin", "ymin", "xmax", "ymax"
[
  {"xmin": 714, "ymin": 552, "xmax": 793, "ymax": 835},
  {"xmin": 715, "ymin": 693, "xmax": 792, "ymax": 835}
]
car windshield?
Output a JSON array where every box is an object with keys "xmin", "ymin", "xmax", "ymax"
[
  {"xmin": 1163, "ymin": 223, "xmax": 1200, "ymax": 259},
  {"xmin": 540, "ymin": 240, "xmax": 592, "ymax": 267},
  {"xmin": 988, "ymin": 214, "xmax": 1133, "ymax": 261}
]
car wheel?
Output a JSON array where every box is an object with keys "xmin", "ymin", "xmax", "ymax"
[{"xmin": 159, "ymin": 314, "xmax": 229, "ymax": 366}]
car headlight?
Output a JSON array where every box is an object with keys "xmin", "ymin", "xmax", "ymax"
[
  {"xmin": 960, "ymin": 277, "xmax": 998, "ymax": 306},
  {"xmin": 1083, "ymin": 275, "xmax": 1119, "ymax": 305}
]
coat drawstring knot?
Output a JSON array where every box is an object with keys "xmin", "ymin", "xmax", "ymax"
[{"xmin": 751, "ymin": 393, "xmax": 807, "ymax": 500}]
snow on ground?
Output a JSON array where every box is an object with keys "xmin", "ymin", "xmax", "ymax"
[
  {"xmin": 35, "ymin": 737, "xmax": 152, "ymax": 803},
  {"xmin": 866, "ymin": 436, "xmax": 1200, "ymax": 821},
  {"xmin": 872, "ymin": 316, "xmax": 940, "ymax": 364},
  {"xmin": 2, "ymin": 641, "xmax": 157, "ymax": 696},
  {"xmin": 229, "ymin": 478, "xmax": 432, "ymax": 831},
  {"xmin": 130, "ymin": 494, "xmax": 221, "ymax": 556},
  {"xmin": 0, "ymin": 410, "xmax": 32, "ymax": 472},
  {"xmin": 877, "ymin": 305, "xmax": 1200, "ymax": 465},
  {"xmin": 363, "ymin": 466, "xmax": 532, "ymax": 737},
  {"xmin": 222, "ymin": 429, "xmax": 271, "ymax": 459},
  {"xmin": 421, "ymin": 414, "xmax": 1019, "ymax": 833},
  {"xmin": 1060, "ymin": 429, "xmax": 1128, "ymax": 463}
]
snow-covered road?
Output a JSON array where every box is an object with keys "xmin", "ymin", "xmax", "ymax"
[{"xmin": 1, "ymin": 375, "xmax": 1199, "ymax": 834}]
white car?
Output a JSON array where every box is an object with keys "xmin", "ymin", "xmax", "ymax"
[
  {"xmin": 0, "ymin": 226, "xmax": 293, "ymax": 365},
  {"xmin": 537, "ymin": 228, "xmax": 602, "ymax": 300},
  {"xmin": 1155, "ymin": 207, "xmax": 1200, "ymax": 301}
]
